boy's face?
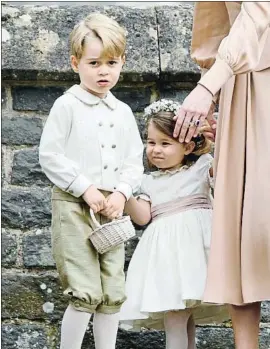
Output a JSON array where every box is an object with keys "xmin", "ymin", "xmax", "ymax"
[{"xmin": 71, "ymin": 37, "xmax": 124, "ymax": 98}]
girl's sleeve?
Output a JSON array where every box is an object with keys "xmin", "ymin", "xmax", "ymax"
[
  {"xmin": 196, "ymin": 154, "xmax": 214, "ymax": 189},
  {"xmin": 191, "ymin": 2, "xmax": 270, "ymax": 96},
  {"xmin": 135, "ymin": 174, "xmax": 151, "ymax": 202}
]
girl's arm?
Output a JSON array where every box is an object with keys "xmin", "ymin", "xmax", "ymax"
[{"xmin": 124, "ymin": 196, "xmax": 152, "ymax": 226}]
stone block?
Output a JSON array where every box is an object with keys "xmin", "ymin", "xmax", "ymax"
[
  {"xmin": 160, "ymin": 86, "xmax": 192, "ymax": 103},
  {"xmin": 1, "ymin": 230, "xmax": 17, "ymax": 266},
  {"xmin": 1, "ymin": 324, "xmax": 50, "ymax": 349},
  {"xmin": 112, "ymin": 86, "xmax": 152, "ymax": 112},
  {"xmin": 2, "ymin": 273, "xmax": 66, "ymax": 321},
  {"xmin": 2, "ymin": 86, "xmax": 7, "ymax": 109},
  {"xmin": 261, "ymin": 301, "xmax": 270, "ymax": 323},
  {"xmin": 2, "ymin": 4, "xmax": 159, "ymax": 81},
  {"xmin": 157, "ymin": 4, "xmax": 200, "ymax": 81},
  {"xmin": 11, "ymin": 148, "xmax": 51, "ymax": 187},
  {"xmin": 22, "ymin": 228, "xmax": 55, "ymax": 268},
  {"xmin": 2, "ymin": 187, "xmax": 51, "ymax": 229},
  {"xmin": 2, "ymin": 116, "xmax": 43, "ymax": 146},
  {"xmin": 12, "ymin": 86, "xmax": 67, "ymax": 112}
]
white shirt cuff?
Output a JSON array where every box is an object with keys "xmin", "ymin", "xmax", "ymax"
[
  {"xmin": 198, "ymin": 58, "xmax": 234, "ymax": 96},
  {"xmin": 66, "ymin": 174, "xmax": 92, "ymax": 198},
  {"xmin": 116, "ymin": 182, "xmax": 133, "ymax": 201}
]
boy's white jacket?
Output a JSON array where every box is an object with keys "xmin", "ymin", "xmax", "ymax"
[{"xmin": 39, "ymin": 84, "xmax": 144, "ymax": 200}]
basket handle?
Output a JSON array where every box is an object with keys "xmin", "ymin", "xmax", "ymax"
[{"xmin": 89, "ymin": 209, "xmax": 101, "ymax": 228}]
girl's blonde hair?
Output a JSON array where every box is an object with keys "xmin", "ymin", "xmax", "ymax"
[
  {"xmin": 70, "ymin": 13, "xmax": 126, "ymax": 60},
  {"xmin": 147, "ymin": 111, "xmax": 212, "ymax": 168}
]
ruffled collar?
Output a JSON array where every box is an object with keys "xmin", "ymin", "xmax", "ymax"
[
  {"xmin": 151, "ymin": 165, "xmax": 189, "ymax": 177},
  {"xmin": 65, "ymin": 84, "xmax": 117, "ymax": 110}
]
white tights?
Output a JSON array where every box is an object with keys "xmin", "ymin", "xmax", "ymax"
[
  {"xmin": 60, "ymin": 304, "xmax": 120, "ymax": 349},
  {"xmin": 164, "ymin": 310, "xmax": 197, "ymax": 349}
]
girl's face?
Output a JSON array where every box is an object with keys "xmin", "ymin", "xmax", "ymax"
[{"xmin": 146, "ymin": 121, "xmax": 194, "ymax": 170}]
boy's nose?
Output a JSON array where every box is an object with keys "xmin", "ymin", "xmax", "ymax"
[{"xmin": 98, "ymin": 67, "xmax": 109, "ymax": 76}]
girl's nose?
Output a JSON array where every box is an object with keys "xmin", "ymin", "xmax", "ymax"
[{"xmin": 153, "ymin": 146, "xmax": 161, "ymax": 153}]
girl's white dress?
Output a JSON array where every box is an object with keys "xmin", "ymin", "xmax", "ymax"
[{"xmin": 120, "ymin": 154, "xmax": 228, "ymax": 330}]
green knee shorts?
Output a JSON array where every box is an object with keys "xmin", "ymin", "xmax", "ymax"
[{"xmin": 51, "ymin": 187, "xmax": 126, "ymax": 314}]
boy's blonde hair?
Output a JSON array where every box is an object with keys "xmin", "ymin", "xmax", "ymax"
[{"xmin": 70, "ymin": 13, "xmax": 126, "ymax": 60}]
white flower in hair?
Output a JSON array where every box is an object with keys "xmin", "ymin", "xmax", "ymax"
[
  {"xmin": 144, "ymin": 99, "xmax": 181, "ymax": 119},
  {"xmin": 144, "ymin": 99, "xmax": 180, "ymax": 116}
]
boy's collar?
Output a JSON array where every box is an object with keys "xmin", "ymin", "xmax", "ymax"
[{"xmin": 65, "ymin": 84, "xmax": 117, "ymax": 110}]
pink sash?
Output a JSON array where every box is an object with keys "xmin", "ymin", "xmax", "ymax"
[{"xmin": 151, "ymin": 194, "xmax": 212, "ymax": 221}]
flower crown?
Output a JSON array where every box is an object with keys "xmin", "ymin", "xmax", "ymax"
[{"xmin": 144, "ymin": 99, "xmax": 181, "ymax": 120}]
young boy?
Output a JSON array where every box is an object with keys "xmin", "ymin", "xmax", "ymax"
[{"xmin": 39, "ymin": 13, "xmax": 144, "ymax": 349}]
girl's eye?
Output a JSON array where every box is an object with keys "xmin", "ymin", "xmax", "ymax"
[
  {"xmin": 162, "ymin": 142, "xmax": 171, "ymax": 146},
  {"xmin": 109, "ymin": 61, "xmax": 117, "ymax": 65},
  {"xmin": 89, "ymin": 61, "xmax": 98, "ymax": 66},
  {"xmin": 147, "ymin": 141, "xmax": 155, "ymax": 145}
]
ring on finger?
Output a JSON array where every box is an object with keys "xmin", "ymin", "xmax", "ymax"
[{"xmin": 189, "ymin": 119, "xmax": 200, "ymax": 127}]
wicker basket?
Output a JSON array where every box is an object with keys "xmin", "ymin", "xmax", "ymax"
[{"xmin": 88, "ymin": 209, "xmax": 136, "ymax": 254}]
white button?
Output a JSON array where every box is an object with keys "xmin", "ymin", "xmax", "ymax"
[
  {"xmin": 101, "ymin": 144, "xmax": 105, "ymax": 148},
  {"xmin": 110, "ymin": 123, "xmax": 114, "ymax": 127},
  {"xmin": 114, "ymin": 167, "xmax": 118, "ymax": 171},
  {"xmin": 99, "ymin": 122, "xmax": 103, "ymax": 126},
  {"xmin": 104, "ymin": 165, "xmax": 108, "ymax": 169},
  {"xmin": 112, "ymin": 144, "xmax": 116, "ymax": 149}
]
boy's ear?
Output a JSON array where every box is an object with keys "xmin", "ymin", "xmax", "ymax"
[
  {"xmin": 184, "ymin": 141, "xmax": 195, "ymax": 155},
  {"xmin": 71, "ymin": 55, "xmax": 79, "ymax": 73},
  {"xmin": 122, "ymin": 55, "xmax": 126, "ymax": 65}
]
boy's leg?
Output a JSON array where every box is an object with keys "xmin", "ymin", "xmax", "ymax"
[
  {"xmin": 60, "ymin": 304, "xmax": 91, "ymax": 349},
  {"xmin": 51, "ymin": 190, "xmax": 104, "ymax": 347},
  {"xmin": 93, "ymin": 222, "xmax": 126, "ymax": 349},
  {"xmin": 93, "ymin": 312, "xmax": 120, "ymax": 349}
]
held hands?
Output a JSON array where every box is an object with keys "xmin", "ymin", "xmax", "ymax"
[
  {"xmin": 83, "ymin": 185, "xmax": 107, "ymax": 213},
  {"xmin": 173, "ymin": 84, "xmax": 214, "ymax": 143},
  {"xmin": 100, "ymin": 191, "xmax": 126, "ymax": 220}
]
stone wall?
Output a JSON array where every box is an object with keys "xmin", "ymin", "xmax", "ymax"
[{"xmin": 2, "ymin": 3, "xmax": 270, "ymax": 349}]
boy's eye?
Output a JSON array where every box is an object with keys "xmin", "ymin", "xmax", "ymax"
[
  {"xmin": 108, "ymin": 61, "xmax": 117, "ymax": 65},
  {"xmin": 89, "ymin": 61, "xmax": 98, "ymax": 66},
  {"xmin": 162, "ymin": 142, "xmax": 171, "ymax": 146},
  {"xmin": 147, "ymin": 141, "xmax": 155, "ymax": 145}
]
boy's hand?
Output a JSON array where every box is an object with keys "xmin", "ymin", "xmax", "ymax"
[
  {"xmin": 82, "ymin": 185, "xmax": 107, "ymax": 213},
  {"xmin": 100, "ymin": 191, "xmax": 126, "ymax": 220}
]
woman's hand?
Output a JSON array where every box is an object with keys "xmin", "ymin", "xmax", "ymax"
[{"xmin": 173, "ymin": 84, "xmax": 213, "ymax": 143}]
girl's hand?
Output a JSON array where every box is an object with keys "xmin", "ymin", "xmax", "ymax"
[
  {"xmin": 200, "ymin": 108, "xmax": 217, "ymax": 142},
  {"xmin": 200, "ymin": 122, "xmax": 217, "ymax": 142},
  {"xmin": 83, "ymin": 185, "xmax": 107, "ymax": 213},
  {"xmin": 173, "ymin": 84, "xmax": 213, "ymax": 143},
  {"xmin": 100, "ymin": 191, "xmax": 126, "ymax": 220}
]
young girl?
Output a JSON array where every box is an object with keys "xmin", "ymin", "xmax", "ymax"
[{"xmin": 120, "ymin": 100, "xmax": 228, "ymax": 349}]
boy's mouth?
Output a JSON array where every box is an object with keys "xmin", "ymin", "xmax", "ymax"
[{"xmin": 97, "ymin": 80, "xmax": 110, "ymax": 86}]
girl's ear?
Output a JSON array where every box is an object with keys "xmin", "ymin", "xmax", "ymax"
[
  {"xmin": 184, "ymin": 141, "xmax": 195, "ymax": 155},
  {"xmin": 71, "ymin": 55, "xmax": 79, "ymax": 73}
]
